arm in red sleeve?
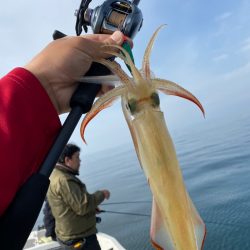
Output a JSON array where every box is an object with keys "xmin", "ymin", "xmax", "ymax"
[{"xmin": 0, "ymin": 67, "xmax": 61, "ymax": 215}]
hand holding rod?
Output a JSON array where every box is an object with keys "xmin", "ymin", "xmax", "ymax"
[
  {"xmin": 0, "ymin": 30, "xmax": 111, "ymax": 250},
  {"xmin": 40, "ymin": 30, "xmax": 111, "ymax": 177}
]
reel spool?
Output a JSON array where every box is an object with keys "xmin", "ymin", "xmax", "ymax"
[{"xmin": 75, "ymin": 0, "xmax": 143, "ymax": 39}]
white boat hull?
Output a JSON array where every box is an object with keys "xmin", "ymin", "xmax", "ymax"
[{"xmin": 24, "ymin": 229, "xmax": 126, "ymax": 250}]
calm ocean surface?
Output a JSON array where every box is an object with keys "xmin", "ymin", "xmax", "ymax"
[{"xmin": 35, "ymin": 112, "xmax": 250, "ymax": 250}]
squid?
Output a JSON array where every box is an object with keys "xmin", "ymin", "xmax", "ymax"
[{"xmin": 80, "ymin": 25, "xmax": 206, "ymax": 250}]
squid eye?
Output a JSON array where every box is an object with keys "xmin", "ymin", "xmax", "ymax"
[
  {"xmin": 128, "ymin": 99, "xmax": 137, "ymax": 114},
  {"xmin": 151, "ymin": 92, "xmax": 160, "ymax": 107}
]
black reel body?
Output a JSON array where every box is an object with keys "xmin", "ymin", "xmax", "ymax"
[{"xmin": 75, "ymin": 0, "xmax": 143, "ymax": 38}]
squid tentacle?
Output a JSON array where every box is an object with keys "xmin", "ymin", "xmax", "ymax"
[
  {"xmin": 78, "ymin": 75, "xmax": 120, "ymax": 86},
  {"xmin": 152, "ymin": 78, "xmax": 205, "ymax": 116},
  {"xmin": 94, "ymin": 58, "xmax": 135, "ymax": 91},
  {"xmin": 102, "ymin": 44, "xmax": 143, "ymax": 84},
  {"xmin": 80, "ymin": 85, "xmax": 127, "ymax": 143},
  {"xmin": 101, "ymin": 48, "xmax": 128, "ymax": 65},
  {"xmin": 142, "ymin": 24, "xmax": 167, "ymax": 80}
]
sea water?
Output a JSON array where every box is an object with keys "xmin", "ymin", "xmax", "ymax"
[{"xmin": 35, "ymin": 112, "xmax": 250, "ymax": 250}]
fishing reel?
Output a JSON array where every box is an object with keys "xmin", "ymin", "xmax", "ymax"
[{"xmin": 75, "ymin": 0, "xmax": 143, "ymax": 39}]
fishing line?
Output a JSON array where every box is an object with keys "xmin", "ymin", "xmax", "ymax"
[{"xmin": 204, "ymin": 220, "xmax": 249, "ymax": 229}]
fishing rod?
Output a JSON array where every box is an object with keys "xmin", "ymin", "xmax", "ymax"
[
  {"xmin": 100, "ymin": 209, "xmax": 249, "ymax": 229},
  {"xmin": 102, "ymin": 200, "xmax": 151, "ymax": 206},
  {"xmin": 0, "ymin": 1, "xmax": 143, "ymax": 249},
  {"xmin": 100, "ymin": 209, "xmax": 150, "ymax": 217}
]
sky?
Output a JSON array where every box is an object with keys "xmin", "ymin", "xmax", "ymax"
[{"xmin": 1, "ymin": 0, "xmax": 250, "ymax": 155}]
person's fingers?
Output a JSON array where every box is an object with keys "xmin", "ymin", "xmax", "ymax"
[
  {"xmin": 102, "ymin": 190, "xmax": 110, "ymax": 199},
  {"xmin": 72, "ymin": 31, "xmax": 133, "ymax": 59},
  {"xmin": 107, "ymin": 191, "xmax": 110, "ymax": 199},
  {"xmin": 84, "ymin": 31, "xmax": 124, "ymax": 44},
  {"xmin": 104, "ymin": 31, "xmax": 125, "ymax": 45}
]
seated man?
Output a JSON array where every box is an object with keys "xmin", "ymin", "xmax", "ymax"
[
  {"xmin": 43, "ymin": 197, "xmax": 56, "ymax": 241},
  {"xmin": 47, "ymin": 143, "xmax": 110, "ymax": 250}
]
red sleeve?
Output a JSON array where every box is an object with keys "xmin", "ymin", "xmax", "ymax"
[{"xmin": 0, "ymin": 67, "xmax": 61, "ymax": 215}]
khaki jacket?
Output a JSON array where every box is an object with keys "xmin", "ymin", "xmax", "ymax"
[{"xmin": 47, "ymin": 164, "xmax": 105, "ymax": 241}]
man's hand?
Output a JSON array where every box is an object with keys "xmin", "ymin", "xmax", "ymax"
[
  {"xmin": 24, "ymin": 31, "xmax": 129, "ymax": 114},
  {"xmin": 101, "ymin": 189, "xmax": 110, "ymax": 200},
  {"xmin": 96, "ymin": 207, "xmax": 101, "ymax": 214}
]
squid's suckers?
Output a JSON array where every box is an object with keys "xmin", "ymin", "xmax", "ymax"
[{"xmin": 80, "ymin": 25, "xmax": 206, "ymax": 250}]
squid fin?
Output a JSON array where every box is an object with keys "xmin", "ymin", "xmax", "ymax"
[
  {"xmin": 150, "ymin": 198, "xmax": 175, "ymax": 250},
  {"xmin": 187, "ymin": 194, "xmax": 207, "ymax": 250},
  {"xmin": 150, "ymin": 195, "xmax": 206, "ymax": 250}
]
